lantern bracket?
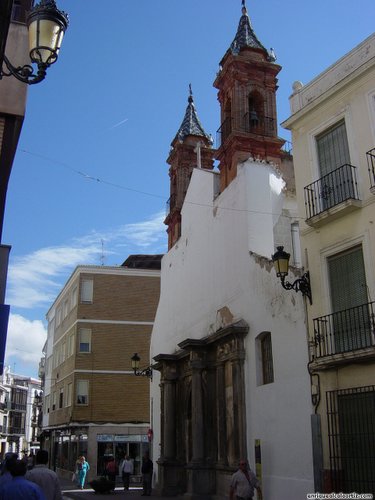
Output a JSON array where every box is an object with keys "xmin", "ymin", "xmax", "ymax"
[
  {"xmin": 1, "ymin": 54, "xmax": 47, "ymax": 84},
  {"xmin": 280, "ymin": 271, "xmax": 312, "ymax": 304}
]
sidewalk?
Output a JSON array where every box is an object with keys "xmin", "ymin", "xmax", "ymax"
[
  {"xmin": 60, "ymin": 476, "xmax": 180, "ymax": 500},
  {"xmin": 60, "ymin": 475, "xmax": 142, "ymax": 500}
]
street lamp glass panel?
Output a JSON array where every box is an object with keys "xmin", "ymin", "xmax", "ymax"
[
  {"xmin": 28, "ymin": 18, "xmax": 65, "ymax": 65},
  {"xmin": 272, "ymin": 246, "xmax": 290, "ymax": 278},
  {"xmin": 131, "ymin": 353, "xmax": 140, "ymax": 370}
]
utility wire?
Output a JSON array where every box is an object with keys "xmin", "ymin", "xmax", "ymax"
[{"xmin": 19, "ymin": 148, "xmax": 305, "ymax": 220}]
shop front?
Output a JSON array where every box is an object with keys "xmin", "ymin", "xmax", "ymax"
[
  {"xmin": 48, "ymin": 425, "xmax": 150, "ymax": 482},
  {"xmin": 96, "ymin": 433, "xmax": 150, "ymax": 479}
]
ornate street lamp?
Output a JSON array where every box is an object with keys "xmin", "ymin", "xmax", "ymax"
[
  {"xmin": 131, "ymin": 353, "xmax": 152, "ymax": 378},
  {"xmin": 0, "ymin": 0, "xmax": 69, "ymax": 85},
  {"xmin": 272, "ymin": 246, "xmax": 312, "ymax": 304}
]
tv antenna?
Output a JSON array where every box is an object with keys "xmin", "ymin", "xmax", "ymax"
[{"xmin": 100, "ymin": 239, "xmax": 105, "ymax": 266}]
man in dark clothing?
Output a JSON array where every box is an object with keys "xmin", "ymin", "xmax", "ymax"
[
  {"xmin": 0, "ymin": 459, "xmax": 46, "ymax": 499},
  {"xmin": 26, "ymin": 449, "xmax": 63, "ymax": 500},
  {"xmin": 141, "ymin": 452, "xmax": 153, "ymax": 496}
]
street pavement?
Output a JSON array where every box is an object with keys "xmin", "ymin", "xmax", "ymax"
[{"xmin": 60, "ymin": 476, "xmax": 184, "ymax": 500}]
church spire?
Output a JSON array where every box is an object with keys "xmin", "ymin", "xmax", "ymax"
[
  {"xmin": 230, "ymin": 0, "xmax": 267, "ymax": 55},
  {"xmin": 174, "ymin": 85, "xmax": 212, "ymax": 144},
  {"xmin": 165, "ymin": 87, "xmax": 215, "ymax": 250}
]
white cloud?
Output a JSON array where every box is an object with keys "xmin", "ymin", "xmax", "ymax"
[
  {"xmin": 7, "ymin": 211, "xmax": 166, "ymax": 310},
  {"xmin": 5, "ymin": 313, "xmax": 46, "ymax": 366}
]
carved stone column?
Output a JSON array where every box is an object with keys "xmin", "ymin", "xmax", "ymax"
[
  {"xmin": 216, "ymin": 360, "xmax": 227, "ymax": 465},
  {"xmin": 232, "ymin": 356, "xmax": 247, "ymax": 460},
  {"xmin": 153, "ymin": 356, "xmax": 182, "ymax": 496},
  {"xmin": 190, "ymin": 356, "xmax": 204, "ymax": 462},
  {"xmin": 163, "ymin": 375, "xmax": 176, "ymax": 460}
]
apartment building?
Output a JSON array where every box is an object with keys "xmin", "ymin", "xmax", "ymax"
[
  {"xmin": 41, "ymin": 256, "xmax": 161, "ymax": 481},
  {"xmin": 283, "ymin": 34, "xmax": 375, "ymax": 494},
  {"xmin": 0, "ymin": 367, "xmax": 41, "ymax": 457}
]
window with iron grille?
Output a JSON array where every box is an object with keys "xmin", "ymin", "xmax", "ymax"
[
  {"xmin": 256, "ymin": 332, "xmax": 274, "ymax": 385},
  {"xmin": 316, "ymin": 120, "xmax": 355, "ymax": 209},
  {"xmin": 327, "ymin": 245, "xmax": 371, "ymax": 353},
  {"xmin": 326, "ymin": 386, "xmax": 375, "ymax": 494}
]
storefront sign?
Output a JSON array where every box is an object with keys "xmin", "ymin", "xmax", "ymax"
[{"xmin": 97, "ymin": 434, "xmax": 114, "ymax": 442}]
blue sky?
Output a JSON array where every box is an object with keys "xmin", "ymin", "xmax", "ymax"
[{"xmin": 3, "ymin": 0, "xmax": 375, "ymax": 377}]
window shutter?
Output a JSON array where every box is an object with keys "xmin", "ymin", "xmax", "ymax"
[
  {"xmin": 317, "ymin": 120, "xmax": 350, "ymax": 177},
  {"xmin": 328, "ymin": 246, "xmax": 367, "ymax": 312},
  {"xmin": 80, "ymin": 279, "xmax": 93, "ymax": 303}
]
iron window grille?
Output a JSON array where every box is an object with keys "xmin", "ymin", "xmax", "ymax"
[{"xmin": 326, "ymin": 385, "xmax": 375, "ymax": 494}]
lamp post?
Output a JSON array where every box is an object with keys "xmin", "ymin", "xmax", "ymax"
[
  {"xmin": 271, "ymin": 246, "xmax": 312, "ymax": 304},
  {"xmin": 131, "ymin": 353, "xmax": 152, "ymax": 379},
  {"xmin": 0, "ymin": 0, "xmax": 69, "ymax": 85}
]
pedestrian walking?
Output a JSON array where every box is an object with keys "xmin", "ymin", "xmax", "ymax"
[
  {"xmin": 121, "ymin": 455, "xmax": 134, "ymax": 490},
  {"xmin": 105, "ymin": 456, "xmax": 117, "ymax": 491},
  {"xmin": 229, "ymin": 459, "xmax": 262, "ymax": 500},
  {"xmin": 141, "ymin": 452, "xmax": 153, "ymax": 496},
  {"xmin": 0, "ymin": 458, "xmax": 46, "ymax": 499},
  {"xmin": 0, "ymin": 453, "xmax": 17, "ymax": 488},
  {"xmin": 26, "ymin": 449, "xmax": 63, "ymax": 500},
  {"xmin": 76, "ymin": 456, "xmax": 90, "ymax": 490}
]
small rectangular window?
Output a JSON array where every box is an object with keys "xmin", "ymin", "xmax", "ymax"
[
  {"xmin": 71, "ymin": 286, "xmax": 78, "ymax": 309},
  {"xmin": 63, "ymin": 299, "xmax": 69, "ymax": 319},
  {"xmin": 67, "ymin": 334, "xmax": 73, "ymax": 357},
  {"xmin": 56, "ymin": 307, "xmax": 62, "ymax": 326},
  {"xmin": 59, "ymin": 389, "xmax": 64, "ymax": 409},
  {"xmin": 80, "ymin": 279, "xmax": 93, "ymax": 303},
  {"xmin": 61, "ymin": 342, "xmax": 66, "ymax": 363},
  {"xmin": 66, "ymin": 383, "xmax": 72, "ymax": 407},
  {"xmin": 76, "ymin": 380, "xmax": 89, "ymax": 405},
  {"xmin": 261, "ymin": 333, "xmax": 274, "ymax": 384},
  {"xmin": 78, "ymin": 329, "xmax": 91, "ymax": 353}
]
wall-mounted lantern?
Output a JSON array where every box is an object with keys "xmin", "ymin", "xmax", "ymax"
[
  {"xmin": 0, "ymin": 0, "xmax": 69, "ymax": 85},
  {"xmin": 131, "ymin": 353, "xmax": 152, "ymax": 379},
  {"xmin": 272, "ymin": 246, "xmax": 312, "ymax": 304}
]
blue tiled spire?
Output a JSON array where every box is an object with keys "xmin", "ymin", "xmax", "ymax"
[
  {"xmin": 230, "ymin": 1, "xmax": 267, "ymax": 55},
  {"xmin": 175, "ymin": 85, "xmax": 212, "ymax": 143}
]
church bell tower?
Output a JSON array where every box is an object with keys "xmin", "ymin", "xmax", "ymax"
[
  {"xmin": 165, "ymin": 86, "xmax": 215, "ymax": 249},
  {"xmin": 214, "ymin": 1, "xmax": 285, "ymax": 191}
]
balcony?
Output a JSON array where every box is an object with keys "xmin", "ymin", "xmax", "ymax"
[
  {"xmin": 304, "ymin": 164, "xmax": 361, "ymax": 226},
  {"xmin": 216, "ymin": 117, "xmax": 232, "ymax": 149},
  {"xmin": 7, "ymin": 427, "xmax": 24, "ymax": 435},
  {"xmin": 242, "ymin": 113, "xmax": 275, "ymax": 137},
  {"xmin": 216, "ymin": 113, "xmax": 276, "ymax": 149},
  {"xmin": 9, "ymin": 402, "xmax": 27, "ymax": 411},
  {"xmin": 312, "ymin": 301, "xmax": 375, "ymax": 362},
  {"xmin": 366, "ymin": 147, "xmax": 375, "ymax": 193},
  {"xmin": 166, "ymin": 194, "xmax": 176, "ymax": 217}
]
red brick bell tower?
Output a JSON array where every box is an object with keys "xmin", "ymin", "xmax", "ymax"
[
  {"xmin": 214, "ymin": 1, "xmax": 285, "ymax": 192},
  {"xmin": 165, "ymin": 86, "xmax": 215, "ymax": 250}
]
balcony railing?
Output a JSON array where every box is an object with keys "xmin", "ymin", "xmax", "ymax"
[
  {"xmin": 7, "ymin": 427, "xmax": 24, "ymax": 435},
  {"xmin": 366, "ymin": 147, "xmax": 375, "ymax": 191},
  {"xmin": 166, "ymin": 193, "xmax": 176, "ymax": 216},
  {"xmin": 304, "ymin": 164, "xmax": 360, "ymax": 220},
  {"xmin": 216, "ymin": 117, "xmax": 232, "ymax": 149},
  {"xmin": 242, "ymin": 113, "xmax": 275, "ymax": 137},
  {"xmin": 9, "ymin": 402, "xmax": 27, "ymax": 412},
  {"xmin": 313, "ymin": 301, "xmax": 375, "ymax": 359}
]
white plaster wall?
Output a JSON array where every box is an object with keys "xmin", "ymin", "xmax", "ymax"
[{"xmin": 150, "ymin": 160, "xmax": 314, "ymax": 499}]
